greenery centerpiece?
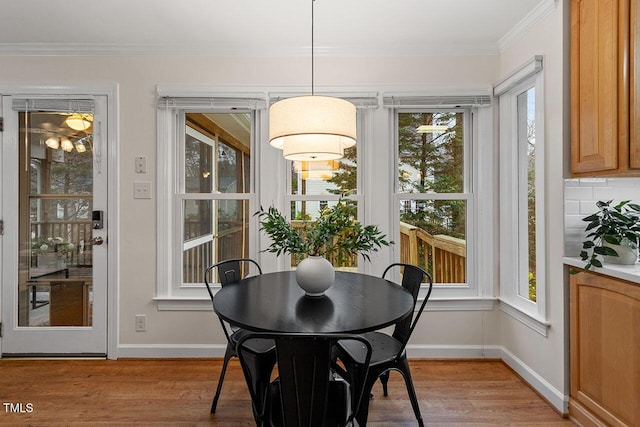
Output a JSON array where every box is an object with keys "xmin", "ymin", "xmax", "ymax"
[
  {"xmin": 579, "ymin": 200, "xmax": 640, "ymax": 271},
  {"xmin": 255, "ymin": 197, "xmax": 391, "ymax": 295}
]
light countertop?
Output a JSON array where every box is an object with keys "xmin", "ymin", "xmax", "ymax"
[{"xmin": 564, "ymin": 257, "xmax": 640, "ymax": 284}]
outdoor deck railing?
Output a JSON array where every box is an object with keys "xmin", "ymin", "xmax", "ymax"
[
  {"xmin": 180, "ymin": 220, "xmax": 466, "ymax": 284},
  {"xmin": 399, "ymin": 221, "xmax": 466, "ymax": 283}
]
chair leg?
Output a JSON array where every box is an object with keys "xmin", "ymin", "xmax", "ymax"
[
  {"xmin": 355, "ymin": 372, "xmax": 384, "ymax": 427},
  {"xmin": 211, "ymin": 343, "xmax": 235, "ymax": 413},
  {"xmin": 379, "ymin": 370, "xmax": 391, "ymax": 396},
  {"xmin": 398, "ymin": 358, "xmax": 424, "ymax": 427}
]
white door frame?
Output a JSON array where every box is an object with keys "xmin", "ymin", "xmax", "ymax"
[{"xmin": 0, "ymin": 84, "xmax": 119, "ymax": 359}]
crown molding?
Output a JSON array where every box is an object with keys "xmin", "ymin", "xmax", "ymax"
[
  {"xmin": 0, "ymin": 42, "xmax": 501, "ymax": 58},
  {"xmin": 498, "ymin": 0, "xmax": 557, "ymax": 52}
]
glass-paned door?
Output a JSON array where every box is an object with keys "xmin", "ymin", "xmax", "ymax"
[{"xmin": 1, "ymin": 96, "xmax": 108, "ymax": 355}]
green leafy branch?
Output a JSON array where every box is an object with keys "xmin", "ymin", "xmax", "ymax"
[{"xmin": 255, "ymin": 197, "xmax": 391, "ymax": 264}]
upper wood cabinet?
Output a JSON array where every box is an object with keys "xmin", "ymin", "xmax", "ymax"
[{"xmin": 571, "ymin": 0, "xmax": 640, "ymax": 176}]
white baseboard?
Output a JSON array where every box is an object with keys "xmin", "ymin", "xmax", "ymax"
[
  {"xmin": 406, "ymin": 344, "xmax": 502, "ymax": 359},
  {"xmin": 116, "ymin": 342, "xmax": 570, "ymax": 414},
  {"xmin": 117, "ymin": 344, "xmax": 227, "ymax": 358},
  {"xmin": 500, "ymin": 347, "xmax": 569, "ymax": 414}
]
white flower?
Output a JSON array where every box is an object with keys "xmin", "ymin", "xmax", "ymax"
[{"xmin": 40, "ymin": 244, "xmax": 49, "ymax": 251}]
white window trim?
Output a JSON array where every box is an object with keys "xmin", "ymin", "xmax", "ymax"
[
  {"xmin": 154, "ymin": 86, "xmax": 498, "ymax": 311},
  {"xmin": 390, "ymin": 107, "xmax": 490, "ymax": 301},
  {"xmin": 155, "ymin": 88, "xmax": 264, "ymax": 309},
  {"xmin": 497, "ymin": 56, "xmax": 548, "ymax": 334}
]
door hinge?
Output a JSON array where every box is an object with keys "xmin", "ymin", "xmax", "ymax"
[
  {"xmin": 0, "ymin": 219, "xmax": 3, "ymax": 235},
  {"xmin": 0, "ymin": 117, "xmax": 3, "ymax": 132},
  {"xmin": 0, "ymin": 322, "xmax": 3, "ymax": 337}
]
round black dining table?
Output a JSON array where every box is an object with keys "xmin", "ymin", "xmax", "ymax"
[{"xmin": 213, "ymin": 270, "xmax": 414, "ymax": 334}]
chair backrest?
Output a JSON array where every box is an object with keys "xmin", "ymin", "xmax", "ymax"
[
  {"xmin": 204, "ymin": 258, "xmax": 263, "ymax": 301},
  {"xmin": 382, "ymin": 263, "xmax": 433, "ymax": 348},
  {"xmin": 237, "ymin": 332, "xmax": 372, "ymax": 427},
  {"xmin": 205, "ymin": 258, "xmax": 262, "ymax": 344}
]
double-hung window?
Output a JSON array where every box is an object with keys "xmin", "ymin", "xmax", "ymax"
[
  {"xmin": 496, "ymin": 56, "xmax": 548, "ymax": 333},
  {"xmin": 385, "ymin": 94, "xmax": 493, "ymax": 301},
  {"xmin": 156, "ymin": 92, "xmax": 265, "ymax": 306}
]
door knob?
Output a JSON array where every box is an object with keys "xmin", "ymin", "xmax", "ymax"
[{"xmin": 92, "ymin": 236, "xmax": 104, "ymax": 245}]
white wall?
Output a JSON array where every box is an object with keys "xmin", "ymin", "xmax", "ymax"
[
  {"xmin": 0, "ymin": 53, "xmax": 501, "ymax": 350},
  {"xmin": 497, "ymin": 1, "xmax": 569, "ymax": 412}
]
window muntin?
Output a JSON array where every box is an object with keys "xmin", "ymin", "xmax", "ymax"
[{"xmin": 397, "ymin": 110, "xmax": 469, "ymax": 286}]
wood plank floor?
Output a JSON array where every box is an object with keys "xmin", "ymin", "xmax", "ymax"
[{"xmin": 0, "ymin": 358, "xmax": 574, "ymax": 426}]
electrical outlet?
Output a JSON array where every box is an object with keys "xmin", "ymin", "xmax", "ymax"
[
  {"xmin": 135, "ymin": 314, "xmax": 146, "ymax": 332},
  {"xmin": 133, "ymin": 181, "xmax": 152, "ymax": 199}
]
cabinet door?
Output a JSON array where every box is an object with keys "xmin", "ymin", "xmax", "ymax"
[
  {"xmin": 632, "ymin": 0, "xmax": 640, "ymax": 168},
  {"xmin": 571, "ymin": 0, "xmax": 628, "ymax": 174},
  {"xmin": 570, "ymin": 272, "xmax": 640, "ymax": 426}
]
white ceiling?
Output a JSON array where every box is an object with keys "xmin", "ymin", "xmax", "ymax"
[{"xmin": 0, "ymin": 0, "xmax": 550, "ymax": 57}]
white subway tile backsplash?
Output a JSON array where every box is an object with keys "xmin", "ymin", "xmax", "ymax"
[
  {"xmin": 578, "ymin": 178, "xmax": 607, "ymax": 186},
  {"xmin": 564, "ymin": 200, "xmax": 580, "ymax": 214},
  {"xmin": 592, "ymin": 187, "xmax": 619, "ymax": 200},
  {"xmin": 564, "ymin": 178, "xmax": 640, "ymax": 257},
  {"xmin": 565, "ymin": 242, "xmax": 582, "ymax": 258},
  {"xmin": 579, "ymin": 200, "xmax": 599, "ymax": 214},
  {"xmin": 565, "ymin": 215, "xmax": 585, "ymax": 229},
  {"xmin": 606, "ymin": 178, "xmax": 640, "ymax": 187},
  {"xmin": 564, "ymin": 186, "xmax": 593, "ymax": 200}
]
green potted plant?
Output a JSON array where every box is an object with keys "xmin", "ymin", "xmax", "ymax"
[
  {"xmin": 579, "ymin": 200, "xmax": 640, "ymax": 271},
  {"xmin": 255, "ymin": 197, "xmax": 391, "ymax": 296}
]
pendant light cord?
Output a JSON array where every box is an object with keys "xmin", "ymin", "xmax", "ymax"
[{"xmin": 311, "ymin": 0, "xmax": 315, "ymax": 96}]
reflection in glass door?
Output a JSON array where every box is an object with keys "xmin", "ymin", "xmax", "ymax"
[{"xmin": 19, "ymin": 110, "xmax": 95, "ymax": 327}]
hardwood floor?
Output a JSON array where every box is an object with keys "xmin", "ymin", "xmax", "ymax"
[{"xmin": 0, "ymin": 358, "xmax": 574, "ymax": 426}]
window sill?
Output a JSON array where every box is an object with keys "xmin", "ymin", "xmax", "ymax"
[
  {"xmin": 498, "ymin": 298, "xmax": 550, "ymax": 337},
  {"xmin": 154, "ymin": 297, "xmax": 213, "ymax": 311},
  {"xmin": 155, "ymin": 295, "xmax": 497, "ymax": 312}
]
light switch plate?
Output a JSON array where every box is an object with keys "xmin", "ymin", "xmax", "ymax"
[{"xmin": 135, "ymin": 156, "xmax": 147, "ymax": 173}]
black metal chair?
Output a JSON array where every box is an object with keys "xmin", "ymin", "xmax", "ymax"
[
  {"xmin": 237, "ymin": 332, "xmax": 373, "ymax": 427},
  {"xmin": 204, "ymin": 258, "xmax": 276, "ymax": 414},
  {"xmin": 333, "ymin": 263, "xmax": 433, "ymax": 427}
]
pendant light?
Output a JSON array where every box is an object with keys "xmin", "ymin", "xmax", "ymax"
[{"xmin": 269, "ymin": 0, "xmax": 356, "ymax": 161}]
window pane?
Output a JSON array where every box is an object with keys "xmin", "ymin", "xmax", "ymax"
[
  {"xmin": 398, "ymin": 112, "xmax": 463, "ymax": 194},
  {"xmin": 183, "ymin": 199, "xmax": 249, "ymax": 283},
  {"xmin": 291, "ymin": 146, "xmax": 356, "ymax": 195},
  {"xmin": 399, "ymin": 199, "xmax": 466, "ymax": 284},
  {"xmin": 185, "ymin": 132, "xmax": 213, "ymax": 193},
  {"xmin": 289, "ymin": 200, "xmax": 359, "ymax": 270},
  {"xmin": 184, "ymin": 200, "xmax": 212, "ymax": 241},
  {"xmin": 185, "ymin": 113, "xmax": 251, "ymax": 194},
  {"xmin": 518, "ymin": 87, "xmax": 536, "ymax": 302}
]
